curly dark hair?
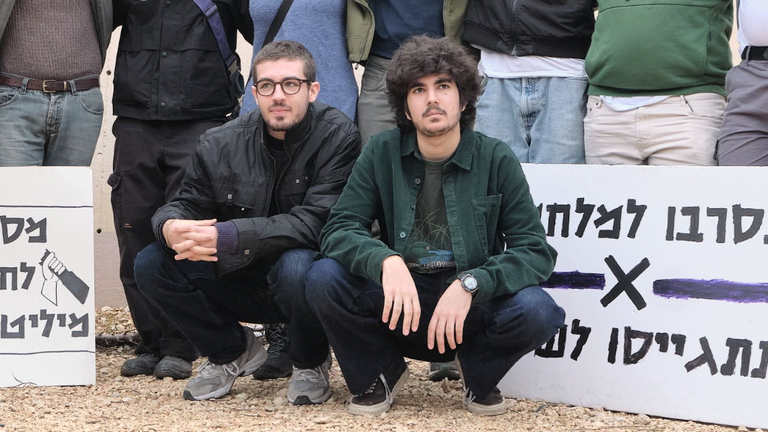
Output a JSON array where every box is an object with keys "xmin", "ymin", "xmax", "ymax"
[
  {"xmin": 385, "ymin": 36, "xmax": 480, "ymax": 132},
  {"xmin": 252, "ymin": 40, "xmax": 317, "ymax": 82}
]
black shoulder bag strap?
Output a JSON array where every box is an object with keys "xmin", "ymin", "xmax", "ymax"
[
  {"xmin": 190, "ymin": 0, "xmax": 239, "ymax": 82},
  {"xmin": 248, "ymin": 0, "xmax": 294, "ymax": 96},
  {"xmin": 263, "ymin": 0, "xmax": 295, "ymax": 48}
]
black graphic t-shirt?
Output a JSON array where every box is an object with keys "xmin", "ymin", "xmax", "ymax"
[{"xmin": 403, "ymin": 159, "xmax": 456, "ymax": 273}]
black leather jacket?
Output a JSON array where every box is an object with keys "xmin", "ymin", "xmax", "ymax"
[
  {"xmin": 463, "ymin": 0, "xmax": 596, "ymax": 59},
  {"xmin": 112, "ymin": 0, "xmax": 253, "ymax": 121},
  {"xmin": 152, "ymin": 102, "xmax": 361, "ymax": 275}
]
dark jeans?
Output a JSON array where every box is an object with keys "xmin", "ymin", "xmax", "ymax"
[
  {"xmin": 108, "ymin": 117, "xmax": 224, "ymax": 360},
  {"xmin": 306, "ymin": 258, "xmax": 565, "ymax": 399},
  {"xmin": 134, "ymin": 243, "xmax": 329, "ymax": 367}
]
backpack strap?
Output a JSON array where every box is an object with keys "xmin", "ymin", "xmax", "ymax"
[{"xmin": 190, "ymin": 0, "xmax": 239, "ymax": 81}]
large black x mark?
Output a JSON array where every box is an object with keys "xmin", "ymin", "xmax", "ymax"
[{"xmin": 600, "ymin": 255, "xmax": 649, "ymax": 310}]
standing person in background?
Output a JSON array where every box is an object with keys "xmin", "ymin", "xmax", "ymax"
[
  {"xmin": 240, "ymin": 0, "xmax": 359, "ymax": 380},
  {"xmin": 583, "ymin": 0, "xmax": 732, "ymax": 166},
  {"xmin": 0, "ymin": 0, "xmax": 111, "ymax": 167},
  {"xmin": 717, "ymin": 0, "xmax": 768, "ymax": 166},
  {"xmin": 348, "ymin": 0, "xmax": 470, "ymax": 146},
  {"xmin": 241, "ymin": 0, "xmax": 357, "ymax": 122},
  {"xmin": 464, "ymin": 0, "xmax": 595, "ymax": 164},
  {"xmin": 110, "ymin": 0, "xmax": 253, "ymax": 381}
]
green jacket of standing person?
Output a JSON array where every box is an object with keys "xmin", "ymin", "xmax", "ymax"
[
  {"xmin": 344, "ymin": 0, "xmax": 470, "ymax": 64},
  {"xmin": 585, "ymin": 0, "xmax": 733, "ymax": 97}
]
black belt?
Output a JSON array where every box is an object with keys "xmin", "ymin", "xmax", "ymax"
[
  {"xmin": 0, "ymin": 75, "xmax": 100, "ymax": 92},
  {"xmin": 742, "ymin": 46, "xmax": 768, "ymax": 61}
]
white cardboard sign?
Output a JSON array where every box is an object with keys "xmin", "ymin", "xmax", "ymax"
[
  {"xmin": 500, "ymin": 164, "xmax": 768, "ymax": 429},
  {"xmin": 0, "ymin": 167, "xmax": 95, "ymax": 387}
]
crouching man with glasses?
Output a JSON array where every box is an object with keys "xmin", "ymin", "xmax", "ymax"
[
  {"xmin": 305, "ymin": 36, "xmax": 564, "ymax": 416},
  {"xmin": 133, "ymin": 41, "xmax": 360, "ymax": 403}
]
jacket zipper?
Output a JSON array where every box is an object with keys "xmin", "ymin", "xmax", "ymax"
[
  {"xmin": 221, "ymin": 133, "xmax": 287, "ymax": 276},
  {"xmin": 272, "ymin": 140, "xmax": 293, "ymax": 215}
]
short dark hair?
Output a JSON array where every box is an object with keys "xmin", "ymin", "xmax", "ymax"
[
  {"xmin": 385, "ymin": 36, "xmax": 480, "ymax": 132},
  {"xmin": 252, "ymin": 40, "xmax": 317, "ymax": 83}
]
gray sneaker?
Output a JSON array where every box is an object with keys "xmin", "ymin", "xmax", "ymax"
[
  {"xmin": 287, "ymin": 353, "xmax": 332, "ymax": 405},
  {"xmin": 183, "ymin": 329, "xmax": 267, "ymax": 401}
]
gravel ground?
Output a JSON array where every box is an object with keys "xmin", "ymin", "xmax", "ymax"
[{"xmin": 0, "ymin": 308, "xmax": 749, "ymax": 432}]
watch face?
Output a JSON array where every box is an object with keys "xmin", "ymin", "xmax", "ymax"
[{"xmin": 463, "ymin": 274, "xmax": 478, "ymax": 291}]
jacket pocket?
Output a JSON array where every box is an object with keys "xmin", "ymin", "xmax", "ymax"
[
  {"xmin": 586, "ymin": 3, "xmax": 711, "ymax": 91},
  {"xmin": 113, "ymin": 47, "xmax": 153, "ymax": 107},
  {"xmin": 281, "ymin": 167, "xmax": 310, "ymax": 193},
  {"xmin": 214, "ymin": 184, "xmax": 264, "ymax": 218},
  {"xmin": 472, "ymin": 194, "xmax": 502, "ymax": 260},
  {"xmin": 112, "ymin": 0, "xmax": 159, "ymax": 108},
  {"xmin": 180, "ymin": 38, "xmax": 233, "ymax": 110}
]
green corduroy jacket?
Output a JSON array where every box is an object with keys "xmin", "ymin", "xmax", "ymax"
[{"xmin": 319, "ymin": 127, "xmax": 557, "ymax": 304}]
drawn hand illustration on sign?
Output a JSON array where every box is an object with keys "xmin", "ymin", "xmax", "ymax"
[{"xmin": 39, "ymin": 250, "xmax": 90, "ymax": 306}]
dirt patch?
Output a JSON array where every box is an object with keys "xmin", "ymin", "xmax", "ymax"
[{"xmin": 0, "ymin": 308, "xmax": 747, "ymax": 432}]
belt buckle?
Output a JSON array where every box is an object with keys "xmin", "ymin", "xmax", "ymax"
[{"xmin": 42, "ymin": 80, "xmax": 66, "ymax": 93}]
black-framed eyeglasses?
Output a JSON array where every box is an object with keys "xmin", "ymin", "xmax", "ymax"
[{"xmin": 254, "ymin": 78, "xmax": 311, "ymax": 96}]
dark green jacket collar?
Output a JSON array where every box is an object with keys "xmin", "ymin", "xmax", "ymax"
[{"xmin": 400, "ymin": 127, "xmax": 475, "ymax": 171}]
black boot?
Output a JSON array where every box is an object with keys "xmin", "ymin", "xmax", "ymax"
[{"xmin": 252, "ymin": 323, "xmax": 293, "ymax": 380}]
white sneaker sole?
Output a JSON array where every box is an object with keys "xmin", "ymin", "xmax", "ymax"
[
  {"xmin": 465, "ymin": 398, "xmax": 507, "ymax": 416},
  {"xmin": 288, "ymin": 388, "xmax": 332, "ymax": 405}
]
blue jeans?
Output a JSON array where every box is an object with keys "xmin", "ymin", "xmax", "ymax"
[
  {"xmin": 0, "ymin": 75, "xmax": 103, "ymax": 166},
  {"xmin": 305, "ymin": 258, "xmax": 565, "ymax": 399},
  {"xmin": 134, "ymin": 243, "xmax": 328, "ymax": 367},
  {"xmin": 475, "ymin": 76, "xmax": 587, "ymax": 164}
]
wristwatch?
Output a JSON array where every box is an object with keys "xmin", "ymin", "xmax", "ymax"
[{"xmin": 457, "ymin": 271, "xmax": 478, "ymax": 295}]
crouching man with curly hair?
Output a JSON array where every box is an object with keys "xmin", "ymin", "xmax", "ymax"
[{"xmin": 305, "ymin": 36, "xmax": 565, "ymax": 416}]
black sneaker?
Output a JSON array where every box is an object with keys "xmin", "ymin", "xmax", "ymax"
[
  {"xmin": 428, "ymin": 361, "xmax": 461, "ymax": 381},
  {"xmin": 348, "ymin": 360, "xmax": 409, "ymax": 416},
  {"xmin": 455, "ymin": 355, "xmax": 506, "ymax": 415},
  {"xmin": 120, "ymin": 353, "xmax": 160, "ymax": 377},
  {"xmin": 252, "ymin": 323, "xmax": 293, "ymax": 380},
  {"xmin": 462, "ymin": 386, "xmax": 506, "ymax": 416},
  {"xmin": 154, "ymin": 355, "xmax": 193, "ymax": 380}
]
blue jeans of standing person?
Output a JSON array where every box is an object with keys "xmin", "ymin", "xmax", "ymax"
[
  {"xmin": 134, "ymin": 243, "xmax": 329, "ymax": 367},
  {"xmin": 0, "ymin": 74, "xmax": 103, "ymax": 166},
  {"xmin": 475, "ymin": 76, "xmax": 588, "ymax": 164},
  {"xmin": 305, "ymin": 258, "xmax": 565, "ymax": 399}
]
